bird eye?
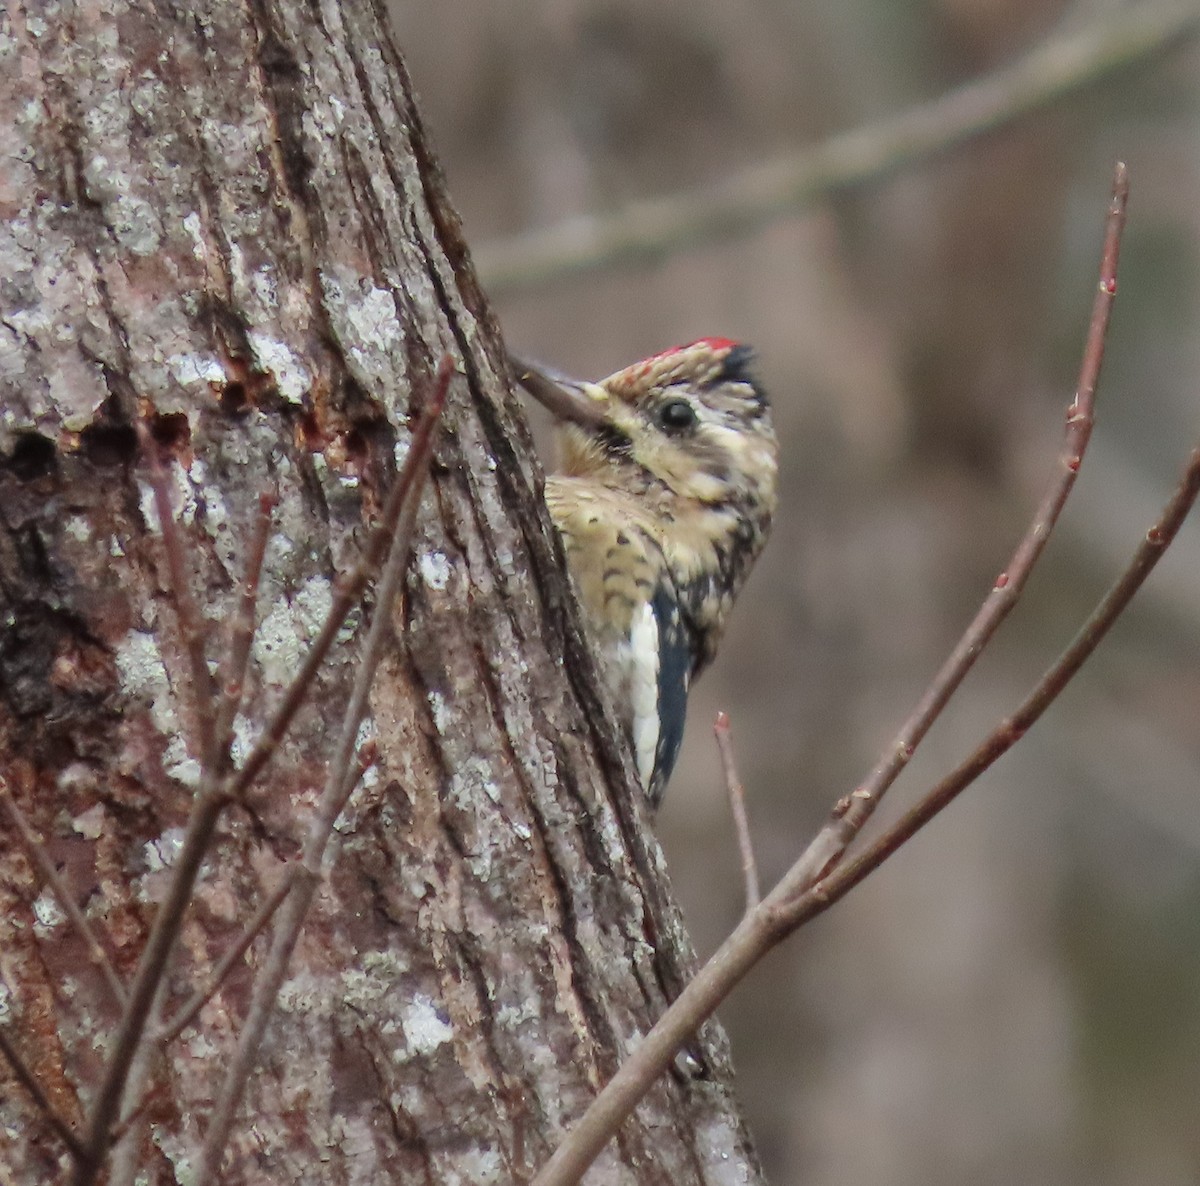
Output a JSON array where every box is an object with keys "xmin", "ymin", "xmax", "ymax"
[{"xmin": 658, "ymin": 398, "xmax": 697, "ymax": 433}]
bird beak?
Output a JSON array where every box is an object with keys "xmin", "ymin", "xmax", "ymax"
[{"xmin": 508, "ymin": 353, "xmax": 612, "ymax": 432}]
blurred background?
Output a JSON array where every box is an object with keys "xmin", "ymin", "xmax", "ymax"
[{"xmin": 391, "ymin": 3, "xmax": 1200, "ymax": 1183}]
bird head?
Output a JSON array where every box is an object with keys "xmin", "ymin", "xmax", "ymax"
[{"xmin": 512, "ymin": 338, "xmax": 779, "ymax": 527}]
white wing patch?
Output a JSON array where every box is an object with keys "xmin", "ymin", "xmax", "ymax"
[{"xmin": 627, "ymin": 600, "xmax": 661, "ymax": 792}]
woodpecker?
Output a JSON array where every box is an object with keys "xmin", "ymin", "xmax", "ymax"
[{"xmin": 512, "ymin": 339, "xmax": 779, "ymax": 806}]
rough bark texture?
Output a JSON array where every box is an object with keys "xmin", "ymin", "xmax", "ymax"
[{"xmin": 0, "ymin": 1, "xmax": 762, "ymax": 1182}]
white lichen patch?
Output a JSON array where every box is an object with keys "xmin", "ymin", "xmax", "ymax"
[
  {"xmin": 32, "ymin": 890, "xmax": 65, "ymax": 935},
  {"xmin": 494, "ymin": 990, "xmax": 541, "ymax": 1032},
  {"xmin": 417, "ymin": 549, "xmax": 451, "ymax": 591},
  {"xmin": 65, "ymin": 515, "xmax": 91, "ymax": 542},
  {"xmin": 492, "ymin": 544, "xmax": 516, "ymax": 579},
  {"xmin": 696, "ymin": 1115, "xmax": 751, "ymax": 1186},
  {"xmin": 114, "ymin": 630, "xmax": 176, "ymax": 736},
  {"xmin": 265, "ymin": 528, "xmax": 297, "ymax": 565},
  {"xmin": 248, "ymin": 330, "xmax": 310, "ymax": 404},
  {"xmin": 79, "ymin": 148, "xmax": 163, "ymax": 256},
  {"xmin": 142, "ymin": 827, "xmax": 186, "ymax": 874},
  {"xmin": 182, "ymin": 210, "xmax": 206, "ymax": 260},
  {"xmin": 431, "ymin": 1146, "xmax": 504, "ymax": 1186},
  {"xmin": 427, "ymin": 690, "xmax": 451, "ymax": 734},
  {"xmin": 163, "ymin": 741, "xmax": 201, "ymax": 788},
  {"xmin": 166, "ymin": 350, "xmax": 227, "ymax": 389},
  {"xmin": 136, "ymin": 480, "xmax": 162, "ymax": 535},
  {"xmin": 110, "ymin": 191, "xmax": 162, "ymax": 255},
  {"xmin": 399, "ymin": 995, "xmax": 453, "ymax": 1056},
  {"xmin": 276, "ymin": 968, "xmax": 329, "ymax": 1017},
  {"xmin": 0, "ymin": 325, "xmax": 27, "ymax": 396},
  {"xmin": 152, "ymin": 1128, "xmax": 195, "ymax": 1185},
  {"xmin": 248, "ymin": 266, "xmax": 278, "ymax": 314},
  {"xmin": 251, "ymin": 574, "xmax": 333, "ymax": 688},
  {"xmin": 227, "ymin": 238, "xmax": 248, "ymax": 290},
  {"xmin": 448, "ymin": 756, "xmax": 499, "ymax": 821},
  {"xmin": 339, "ymin": 950, "xmax": 411, "ymax": 1013},
  {"xmin": 354, "ymin": 716, "xmax": 377, "ymax": 756},
  {"xmin": 186, "ymin": 460, "xmax": 238, "ymax": 576},
  {"xmin": 345, "ymin": 285, "xmax": 401, "ymax": 352},
  {"xmin": 181, "ymin": 1030, "xmax": 220, "ymax": 1062},
  {"xmin": 228, "ymin": 712, "xmax": 256, "ymax": 770},
  {"xmin": 0, "ymin": 221, "xmax": 110, "ymax": 425},
  {"xmin": 303, "ymin": 96, "xmax": 343, "ymax": 144},
  {"xmin": 319, "ymin": 270, "xmax": 404, "ymax": 380},
  {"xmin": 403, "ymin": 870, "xmax": 430, "ymax": 901},
  {"xmin": 71, "ymin": 803, "xmax": 106, "ymax": 839},
  {"xmin": 327, "ymin": 1113, "xmax": 380, "ymax": 1181}
]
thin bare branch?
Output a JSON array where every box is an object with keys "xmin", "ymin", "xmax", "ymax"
[
  {"xmin": 0, "ymin": 778, "xmax": 127, "ymax": 1008},
  {"xmin": 797, "ymin": 161, "xmax": 1128, "ymax": 862},
  {"xmin": 74, "ymin": 794, "xmax": 226, "ymax": 1183},
  {"xmin": 777, "ymin": 443, "xmax": 1200, "ymax": 928},
  {"xmin": 193, "ymin": 363, "xmax": 448, "ymax": 1184},
  {"xmin": 211, "ymin": 491, "xmax": 277, "ymax": 771},
  {"xmin": 105, "ymin": 1096, "xmax": 150, "ymax": 1154},
  {"xmin": 107, "ymin": 980, "xmax": 168, "ymax": 1186},
  {"xmin": 475, "ymin": 3, "xmax": 1192, "ymax": 295},
  {"xmin": 155, "ymin": 868, "xmax": 297, "ymax": 1046},
  {"xmin": 0, "ymin": 1025, "xmax": 85, "ymax": 1162},
  {"xmin": 713, "ymin": 713, "xmax": 760, "ymax": 912},
  {"xmin": 135, "ymin": 419, "xmax": 218, "ymax": 765}
]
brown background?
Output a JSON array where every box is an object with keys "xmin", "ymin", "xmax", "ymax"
[{"xmin": 392, "ymin": 4, "xmax": 1200, "ymax": 1183}]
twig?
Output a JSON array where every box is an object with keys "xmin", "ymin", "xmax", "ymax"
[
  {"xmin": 105, "ymin": 1095, "xmax": 151, "ymax": 1152},
  {"xmin": 475, "ymin": 3, "xmax": 1193, "ymax": 295},
  {"xmin": 75, "ymin": 716, "xmax": 229, "ymax": 1175},
  {"xmin": 526, "ymin": 165, "xmax": 1148, "ymax": 1186},
  {"xmin": 795, "ymin": 161, "xmax": 1128, "ymax": 867},
  {"xmin": 777, "ymin": 443, "xmax": 1200, "ymax": 927},
  {"xmin": 0, "ymin": 778, "xmax": 127, "ymax": 1008},
  {"xmin": 713, "ymin": 713, "xmax": 759, "ymax": 912},
  {"xmin": 211, "ymin": 491, "xmax": 277, "ymax": 772},
  {"xmin": 155, "ymin": 868, "xmax": 298, "ymax": 1046},
  {"xmin": 106, "ymin": 980, "xmax": 168, "ymax": 1186},
  {"xmin": 135, "ymin": 419, "xmax": 218, "ymax": 765},
  {"xmin": 193, "ymin": 362, "xmax": 448, "ymax": 1184},
  {"xmin": 0, "ymin": 1025, "xmax": 85, "ymax": 1161}
]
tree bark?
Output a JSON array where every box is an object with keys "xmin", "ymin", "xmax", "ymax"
[{"xmin": 0, "ymin": 0, "xmax": 761, "ymax": 1182}]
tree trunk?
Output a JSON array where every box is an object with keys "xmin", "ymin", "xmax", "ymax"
[{"xmin": 0, "ymin": 0, "xmax": 761, "ymax": 1182}]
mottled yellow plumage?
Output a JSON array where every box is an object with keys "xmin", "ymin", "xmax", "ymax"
[{"xmin": 528, "ymin": 339, "xmax": 779, "ymax": 804}]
